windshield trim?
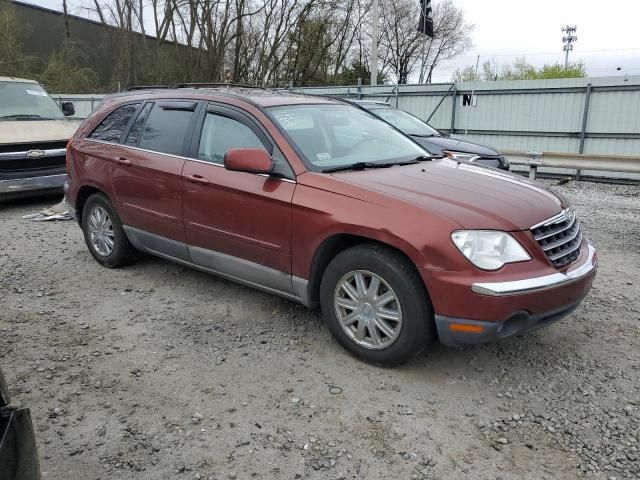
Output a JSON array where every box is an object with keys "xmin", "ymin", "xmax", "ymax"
[{"xmin": 264, "ymin": 103, "xmax": 431, "ymax": 173}]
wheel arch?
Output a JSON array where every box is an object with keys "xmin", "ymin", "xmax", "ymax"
[
  {"xmin": 306, "ymin": 233, "xmax": 430, "ymax": 309},
  {"xmin": 75, "ymin": 185, "xmax": 109, "ymax": 225}
]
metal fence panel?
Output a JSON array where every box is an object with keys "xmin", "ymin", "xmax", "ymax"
[
  {"xmin": 51, "ymin": 94, "xmax": 106, "ymax": 119},
  {"xmin": 293, "ymin": 75, "xmax": 640, "ymax": 158},
  {"xmin": 53, "ymin": 76, "xmax": 640, "ymax": 162},
  {"xmin": 588, "ymin": 89, "xmax": 640, "ymax": 134}
]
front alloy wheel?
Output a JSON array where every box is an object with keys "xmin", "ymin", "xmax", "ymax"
[
  {"xmin": 320, "ymin": 243, "xmax": 434, "ymax": 367},
  {"xmin": 334, "ymin": 270, "xmax": 403, "ymax": 350}
]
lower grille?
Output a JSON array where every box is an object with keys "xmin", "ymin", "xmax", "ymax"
[{"xmin": 531, "ymin": 208, "xmax": 582, "ymax": 268}]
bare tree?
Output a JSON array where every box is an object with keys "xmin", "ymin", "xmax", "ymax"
[
  {"xmin": 418, "ymin": 0, "xmax": 473, "ymax": 83},
  {"xmin": 379, "ymin": 0, "xmax": 472, "ymax": 84},
  {"xmin": 54, "ymin": 0, "xmax": 472, "ymax": 88},
  {"xmin": 378, "ymin": 0, "xmax": 423, "ymax": 84}
]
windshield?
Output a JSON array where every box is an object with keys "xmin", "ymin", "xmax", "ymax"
[
  {"xmin": 371, "ymin": 107, "xmax": 440, "ymax": 137},
  {"xmin": 0, "ymin": 82, "xmax": 64, "ymax": 120},
  {"xmin": 268, "ymin": 104, "xmax": 428, "ymax": 171}
]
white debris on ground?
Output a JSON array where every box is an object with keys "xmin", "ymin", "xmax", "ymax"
[{"xmin": 22, "ymin": 197, "xmax": 73, "ymax": 222}]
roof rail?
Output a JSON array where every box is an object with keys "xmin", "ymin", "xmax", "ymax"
[
  {"xmin": 126, "ymin": 85, "xmax": 170, "ymax": 91},
  {"xmin": 171, "ymin": 82, "xmax": 266, "ymax": 90}
]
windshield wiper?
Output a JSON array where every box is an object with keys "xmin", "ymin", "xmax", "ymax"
[
  {"xmin": 411, "ymin": 133, "xmax": 437, "ymax": 138},
  {"xmin": 322, "ymin": 160, "xmax": 421, "ymax": 173}
]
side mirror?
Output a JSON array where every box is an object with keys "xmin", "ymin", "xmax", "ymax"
[
  {"xmin": 61, "ymin": 102, "xmax": 75, "ymax": 117},
  {"xmin": 224, "ymin": 148, "xmax": 273, "ymax": 174}
]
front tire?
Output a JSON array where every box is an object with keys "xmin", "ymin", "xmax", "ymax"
[
  {"xmin": 81, "ymin": 193, "xmax": 135, "ymax": 268},
  {"xmin": 319, "ymin": 244, "xmax": 434, "ymax": 367}
]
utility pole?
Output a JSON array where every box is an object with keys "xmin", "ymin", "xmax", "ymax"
[
  {"xmin": 419, "ymin": 0, "xmax": 427, "ymax": 83},
  {"xmin": 371, "ymin": 0, "xmax": 379, "ymax": 86},
  {"xmin": 562, "ymin": 25, "xmax": 577, "ymax": 68},
  {"xmin": 418, "ymin": 0, "xmax": 433, "ymax": 83}
]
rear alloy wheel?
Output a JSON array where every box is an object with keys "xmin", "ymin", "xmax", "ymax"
[
  {"xmin": 87, "ymin": 206, "xmax": 115, "ymax": 257},
  {"xmin": 82, "ymin": 193, "xmax": 135, "ymax": 268},
  {"xmin": 320, "ymin": 244, "xmax": 434, "ymax": 367}
]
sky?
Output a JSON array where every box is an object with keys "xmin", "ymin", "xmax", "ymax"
[
  {"xmin": 18, "ymin": 0, "xmax": 640, "ymax": 82},
  {"xmin": 432, "ymin": 0, "xmax": 640, "ymax": 81}
]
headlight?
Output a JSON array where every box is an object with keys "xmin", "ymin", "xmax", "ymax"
[
  {"xmin": 443, "ymin": 151, "xmax": 479, "ymax": 162},
  {"xmin": 451, "ymin": 230, "xmax": 530, "ymax": 270}
]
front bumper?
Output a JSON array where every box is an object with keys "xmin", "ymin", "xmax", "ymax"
[
  {"xmin": 429, "ymin": 244, "xmax": 597, "ymax": 347},
  {"xmin": 0, "ymin": 174, "xmax": 66, "ymax": 196},
  {"xmin": 472, "ymin": 244, "xmax": 597, "ymax": 296}
]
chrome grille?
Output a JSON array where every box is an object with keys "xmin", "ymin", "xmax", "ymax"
[
  {"xmin": 531, "ymin": 208, "xmax": 582, "ymax": 268},
  {"xmin": 0, "ymin": 142, "xmax": 67, "ymax": 178}
]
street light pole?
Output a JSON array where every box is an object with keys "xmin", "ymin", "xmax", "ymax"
[{"xmin": 371, "ymin": 0, "xmax": 379, "ymax": 86}]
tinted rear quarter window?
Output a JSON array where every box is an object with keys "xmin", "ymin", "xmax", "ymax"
[
  {"xmin": 124, "ymin": 103, "xmax": 152, "ymax": 146},
  {"xmin": 89, "ymin": 104, "xmax": 139, "ymax": 142},
  {"xmin": 139, "ymin": 102, "xmax": 196, "ymax": 156}
]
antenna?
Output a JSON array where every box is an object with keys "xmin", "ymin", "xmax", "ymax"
[{"xmin": 561, "ymin": 25, "xmax": 578, "ymax": 68}]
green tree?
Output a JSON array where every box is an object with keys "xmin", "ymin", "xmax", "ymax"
[
  {"xmin": 452, "ymin": 65, "xmax": 480, "ymax": 82},
  {"xmin": 0, "ymin": 2, "xmax": 33, "ymax": 77},
  {"xmin": 336, "ymin": 60, "xmax": 388, "ymax": 86},
  {"xmin": 38, "ymin": 42, "xmax": 99, "ymax": 93},
  {"xmin": 536, "ymin": 62, "xmax": 586, "ymax": 79},
  {"xmin": 453, "ymin": 57, "xmax": 587, "ymax": 82}
]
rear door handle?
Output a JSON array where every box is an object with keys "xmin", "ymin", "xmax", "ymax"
[
  {"xmin": 116, "ymin": 157, "xmax": 131, "ymax": 166},
  {"xmin": 187, "ymin": 174, "xmax": 209, "ymax": 185}
]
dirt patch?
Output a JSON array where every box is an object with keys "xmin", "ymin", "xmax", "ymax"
[{"xmin": 1, "ymin": 181, "xmax": 639, "ymax": 479}]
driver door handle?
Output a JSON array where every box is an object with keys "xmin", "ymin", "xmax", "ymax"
[
  {"xmin": 187, "ymin": 174, "xmax": 209, "ymax": 185},
  {"xmin": 116, "ymin": 157, "xmax": 131, "ymax": 166}
]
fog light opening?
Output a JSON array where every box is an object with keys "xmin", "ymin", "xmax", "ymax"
[{"xmin": 498, "ymin": 312, "xmax": 530, "ymax": 338}]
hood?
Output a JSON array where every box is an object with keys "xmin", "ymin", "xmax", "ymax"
[
  {"xmin": 411, "ymin": 134, "xmax": 500, "ymax": 157},
  {"xmin": 0, "ymin": 119, "xmax": 80, "ymax": 144},
  {"xmin": 328, "ymin": 159, "xmax": 565, "ymax": 231}
]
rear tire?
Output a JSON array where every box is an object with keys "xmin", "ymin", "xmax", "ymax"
[
  {"xmin": 81, "ymin": 193, "xmax": 135, "ymax": 268},
  {"xmin": 319, "ymin": 243, "xmax": 434, "ymax": 367}
]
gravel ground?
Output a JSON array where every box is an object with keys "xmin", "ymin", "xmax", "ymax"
[{"xmin": 1, "ymin": 179, "xmax": 639, "ymax": 480}]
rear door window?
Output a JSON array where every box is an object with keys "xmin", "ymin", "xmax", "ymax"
[
  {"xmin": 138, "ymin": 102, "xmax": 197, "ymax": 156},
  {"xmin": 88, "ymin": 103, "xmax": 140, "ymax": 143}
]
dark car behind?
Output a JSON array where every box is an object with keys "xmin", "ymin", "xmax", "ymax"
[
  {"xmin": 0, "ymin": 367, "xmax": 41, "ymax": 480},
  {"xmin": 349, "ymin": 100, "xmax": 510, "ymax": 171}
]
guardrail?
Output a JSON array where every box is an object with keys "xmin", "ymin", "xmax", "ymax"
[{"xmin": 503, "ymin": 150, "xmax": 640, "ymax": 180}]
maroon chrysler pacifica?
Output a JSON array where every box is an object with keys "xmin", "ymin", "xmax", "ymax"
[{"xmin": 65, "ymin": 86, "xmax": 597, "ymax": 366}]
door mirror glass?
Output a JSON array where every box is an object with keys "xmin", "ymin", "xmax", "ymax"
[
  {"xmin": 224, "ymin": 148, "xmax": 273, "ymax": 174},
  {"xmin": 61, "ymin": 101, "xmax": 75, "ymax": 117}
]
